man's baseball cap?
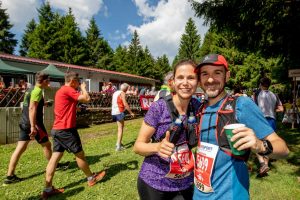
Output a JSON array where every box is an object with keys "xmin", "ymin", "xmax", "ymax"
[{"xmin": 196, "ymin": 54, "xmax": 229, "ymax": 71}]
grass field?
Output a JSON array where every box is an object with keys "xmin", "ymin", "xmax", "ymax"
[{"xmin": 0, "ymin": 118, "xmax": 299, "ymax": 200}]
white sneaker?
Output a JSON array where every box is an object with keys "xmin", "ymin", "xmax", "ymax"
[{"xmin": 115, "ymin": 145, "xmax": 125, "ymax": 151}]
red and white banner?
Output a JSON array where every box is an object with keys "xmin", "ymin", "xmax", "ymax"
[{"xmin": 139, "ymin": 95, "xmax": 155, "ymax": 110}]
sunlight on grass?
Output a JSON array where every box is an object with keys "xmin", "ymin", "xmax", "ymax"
[{"xmin": 0, "ymin": 118, "xmax": 299, "ymax": 199}]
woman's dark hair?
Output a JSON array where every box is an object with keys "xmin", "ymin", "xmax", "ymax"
[{"xmin": 173, "ymin": 59, "xmax": 197, "ymax": 78}]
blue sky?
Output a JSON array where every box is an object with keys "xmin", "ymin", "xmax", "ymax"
[{"xmin": 2, "ymin": 0, "xmax": 208, "ymax": 62}]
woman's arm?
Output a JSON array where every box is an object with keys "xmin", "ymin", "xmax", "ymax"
[{"xmin": 133, "ymin": 121, "xmax": 174, "ymax": 158}]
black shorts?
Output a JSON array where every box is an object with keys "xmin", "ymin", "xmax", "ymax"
[
  {"xmin": 137, "ymin": 177, "xmax": 194, "ymax": 200},
  {"xmin": 19, "ymin": 123, "xmax": 49, "ymax": 144},
  {"xmin": 51, "ymin": 128, "xmax": 83, "ymax": 154}
]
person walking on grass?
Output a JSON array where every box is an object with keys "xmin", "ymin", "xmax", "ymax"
[
  {"xmin": 42, "ymin": 71, "xmax": 105, "ymax": 199},
  {"xmin": 193, "ymin": 53, "xmax": 289, "ymax": 199},
  {"xmin": 111, "ymin": 83, "xmax": 135, "ymax": 151},
  {"xmin": 253, "ymin": 77, "xmax": 284, "ymax": 176},
  {"xmin": 3, "ymin": 72, "xmax": 59, "ymax": 186}
]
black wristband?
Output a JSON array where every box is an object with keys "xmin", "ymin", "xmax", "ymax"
[{"xmin": 258, "ymin": 139, "xmax": 273, "ymax": 156}]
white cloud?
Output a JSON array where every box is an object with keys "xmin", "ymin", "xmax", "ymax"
[
  {"xmin": 2, "ymin": 0, "xmax": 104, "ymax": 33},
  {"xmin": 133, "ymin": 0, "xmax": 156, "ymax": 20},
  {"xmin": 2, "ymin": 0, "xmax": 40, "ymax": 32},
  {"xmin": 129, "ymin": 0, "xmax": 209, "ymax": 62},
  {"xmin": 49, "ymin": 0, "xmax": 104, "ymax": 30}
]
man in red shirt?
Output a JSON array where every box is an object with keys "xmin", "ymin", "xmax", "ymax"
[{"xmin": 42, "ymin": 71, "xmax": 105, "ymax": 199}]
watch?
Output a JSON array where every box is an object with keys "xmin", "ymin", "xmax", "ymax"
[{"xmin": 258, "ymin": 139, "xmax": 273, "ymax": 156}]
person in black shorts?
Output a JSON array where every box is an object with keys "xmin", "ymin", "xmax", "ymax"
[
  {"xmin": 3, "ymin": 72, "xmax": 54, "ymax": 185},
  {"xmin": 42, "ymin": 71, "xmax": 106, "ymax": 199}
]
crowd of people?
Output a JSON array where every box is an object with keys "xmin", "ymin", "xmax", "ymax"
[
  {"xmin": 2, "ymin": 53, "xmax": 291, "ymax": 200},
  {"xmin": 0, "ymin": 77, "xmax": 32, "ymax": 91},
  {"xmin": 101, "ymin": 81, "xmax": 158, "ymax": 97}
]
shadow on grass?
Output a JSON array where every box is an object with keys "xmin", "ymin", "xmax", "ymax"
[
  {"xmin": 64, "ymin": 153, "xmax": 110, "ymax": 171},
  {"xmin": 26, "ymin": 186, "xmax": 85, "ymax": 200},
  {"xmin": 21, "ymin": 170, "xmax": 45, "ymax": 181},
  {"xmin": 41, "ymin": 160, "xmax": 138, "ymax": 196},
  {"xmin": 123, "ymin": 140, "xmax": 135, "ymax": 149},
  {"xmin": 101, "ymin": 160, "xmax": 139, "ymax": 182}
]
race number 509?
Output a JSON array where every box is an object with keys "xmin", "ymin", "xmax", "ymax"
[{"xmin": 197, "ymin": 155, "xmax": 209, "ymax": 171}]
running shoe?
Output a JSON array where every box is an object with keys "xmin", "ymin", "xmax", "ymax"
[
  {"xmin": 115, "ymin": 145, "xmax": 125, "ymax": 151},
  {"xmin": 41, "ymin": 186, "xmax": 64, "ymax": 199},
  {"xmin": 259, "ymin": 164, "xmax": 270, "ymax": 175},
  {"xmin": 88, "ymin": 171, "xmax": 106, "ymax": 187},
  {"xmin": 3, "ymin": 175, "xmax": 23, "ymax": 186}
]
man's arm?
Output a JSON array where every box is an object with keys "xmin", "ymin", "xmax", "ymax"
[
  {"xmin": 29, "ymin": 101, "xmax": 38, "ymax": 138},
  {"xmin": 121, "ymin": 91, "xmax": 134, "ymax": 117},
  {"xmin": 78, "ymin": 82, "xmax": 90, "ymax": 103},
  {"xmin": 263, "ymin": 132, "xmax": 289, "ymax": 159},
  {"xmin": 232, "ymin": 128, "xmax": 289, "ymax": 159}
]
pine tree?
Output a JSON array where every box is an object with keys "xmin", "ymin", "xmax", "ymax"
[
  {"xmin": 139, "ymin": 46, "xmax": 155, "ymax": 77},
  {"xmin": 0, "ymin": 2, "xmax": 17, "ymax": 53},
  {"xmin": 126, "ymin": 30, "xmax": 143, "ymax": 74},
  {"xmin": 58, "ymin": 8, "xmax": 86, "ymax": 65},
  {"xmin": 19, "ymin": 19, "xmax": 36, "ymax": 56},
  {"xmin": 177, "ymin": 18, "xmax": 201, "ymax": 62},
  {"xmin": 113, "ymin": 45, "xmax": 128, "ymax": 72},
  {"xmin": 85, "ymin": 17, "xmax": 113, "ymax": 69},
  {"xmin": 155, "ymin": 54, "xmax": 171, "ymax": 84},
  {"xmin": 157, "ymin": 54, "xmax": 171, "ymax": 75},
  {"xmin": 172, "ymin": 55, "xmax": 179, "ymax": 67},
  {"xmin": 27, "ymin": 2, "xmax": 58, "ymax": 59}
]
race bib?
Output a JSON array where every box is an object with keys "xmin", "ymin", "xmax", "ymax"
[
  {"xmin": 166, "ymin": 143, "xmax": 195, "ymax": 179},
  {"xmin": 194, "ymin": 142, "xmax": 219, "ymax": 193}
]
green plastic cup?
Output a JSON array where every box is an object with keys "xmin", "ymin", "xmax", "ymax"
[{"xmin": 224, "ymin": 123, "xmax": 246, "ymax": 156}]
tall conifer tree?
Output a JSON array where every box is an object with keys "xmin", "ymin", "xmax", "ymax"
[
  {"xmin": 0, "ymin": 2, "xmax": 17, "ymax": 53},
  {"xmin": 113, "ymin": 45, "xmax": 128, "ymax": 72},
  {"xmin": 27, "ymin": 2, "xmax": 59, "ymax": 59},
  {"xmin": 19, "ymin": 19, "xmax": 36, "ymax": 56},
  {"xmin": 85, "ymin": 17, "xmax": 113, "ymax": 69},
  {"xmin": 126, "ymin": 30, "xmax": 143, "ymax": 74},
  {"xmin": 177, "ymin": 18, "xmax": 201, "ymax": 62},
  {"xmin": 59, "ymin": 8, "xmax": 86, "ymax": 65}
]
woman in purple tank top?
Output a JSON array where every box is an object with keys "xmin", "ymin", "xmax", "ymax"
[{"xmin": 133, "ymin": 60, "xmax": 200, "ymax": 200}]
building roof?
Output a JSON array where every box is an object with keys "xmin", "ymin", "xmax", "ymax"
[{"xmin": 0, "ymin": 53, "xmax": 156, "ymax": 82}]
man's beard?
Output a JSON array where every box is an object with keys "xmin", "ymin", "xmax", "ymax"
[
  {"xmin": 204, "ymin": 84, "xmax": 225, "ymax": 98},
  {"xmin": 206, "ymin": 89, "xmax": 221, "ymax": 98}
]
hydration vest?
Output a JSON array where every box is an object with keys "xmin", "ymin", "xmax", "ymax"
[
  {"xmin": 197, "ymin": 95, "xmax": 250, "ymax": 160},
  {"xmin": 152, "ymin": 94, "xmax": 201, "ymax": 148}
]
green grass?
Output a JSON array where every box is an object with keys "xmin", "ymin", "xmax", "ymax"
[{"xmin": 0, "ymin": 118, "xmax": 299, "ymax": 200}]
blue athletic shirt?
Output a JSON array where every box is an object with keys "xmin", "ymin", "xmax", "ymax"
[{"xmin": 193, "ymin": 96, "xmax": 274, "ymax": 200}]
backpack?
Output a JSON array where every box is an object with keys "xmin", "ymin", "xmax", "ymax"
[
  {"xmin": 197, "ymin": 95, "xmax": 250, "ymax": 160},
  {"xmin": 152, "ymin": 94, "xmax": 201, "ymax": 148}
]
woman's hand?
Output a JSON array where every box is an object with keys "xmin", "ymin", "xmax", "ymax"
[{"xmin": 157, "ymin": 131, "xmax": 175, "ymax": 158}]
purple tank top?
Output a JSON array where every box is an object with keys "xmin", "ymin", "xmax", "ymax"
[{"xmin": 138, "ymin": 98, "xmax": 199, "ymax": 191}]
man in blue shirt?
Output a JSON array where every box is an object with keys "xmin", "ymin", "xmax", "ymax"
[{"xmin": 193, "ymin": 54, "xmax": 289, "ymax": 200}]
